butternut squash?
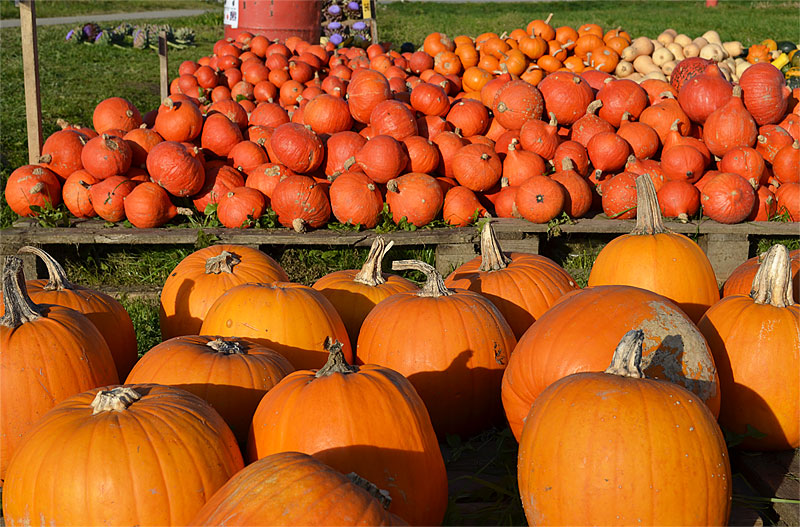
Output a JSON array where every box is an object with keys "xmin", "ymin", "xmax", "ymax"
[
  {"xmin": 722, "ymin": 41, "xmax": 744, "ymax": 58},
  {"xmin": 673, "ymin": 34, "xmax": 692, "ymax": 47},
  {"xmin": 615, "ymin": 60, "xmax": 634, "ymax": 77},
  {"xmin": 657, "ymin": 32, "xmax": 674, "ymax": 46},
  {"xmin": 633, "ymin": 54, "xmax": 660, "ymax": 75},
  {"xmin": 699, "ymin": 43, "xmax": 726, "ymax": 62},
  {"xmin": 641, "ymin": 70, "xmax": 668, "ymax": 82},
  {"xmin": 683, "ymin": 43, "xmax": 700, "ymax": 58},
  {"xmin": 667, "ymin": 42, "xmax": 685, "ymax": 61},
  {"xmin": 692, "ymin": 37, "xmax": 709, "ymax": 49},
  {"xmin": 621, "ymin": 36, "xmax": 655, "ymax": 62},
  {"xmin": 660, "ymin": 60, "xmax": 678, "ymax": 77},
  {"xmin": 702, "ymin": 30, "xmax": 722, "ymax": 45},
  {"xmin": 652, "ymin": 47, "xmax": 675, "ymax": 66}
]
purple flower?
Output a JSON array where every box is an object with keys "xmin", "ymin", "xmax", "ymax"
[
  {"xmin": 95, "ymin": 31, "xmax": 104, "ymax": 42},
  {"xmin": 328, "ymin": 5, "xmax": 341, "ymax": 14},
  {"xmin": 330, "ymin": 34, "xmax": 343, "ymax": 45},
  {"xmin": 347, "ymin": 1, "xmax": 360, "ymax": 11},
  {"xmin": 329, "ymin": 21, "xmax": 342, "ymax": 30},
  {"xmin": 353, "ymin": 21, "xmax": 366, "ymax": 31},
  {"xmin": 66, "ymin": 29, "xmax": 74, "ymax": 40}
]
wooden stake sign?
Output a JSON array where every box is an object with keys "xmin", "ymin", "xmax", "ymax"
[
  {"xmin": 19, "ymin": 0, "xmax": 42, "ymax": 164},
  {"xmin": 159, "ymin": 30, "xmax": 168, "ymax": 100}
]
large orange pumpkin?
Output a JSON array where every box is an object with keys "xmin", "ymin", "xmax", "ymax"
[
  {"xmin": 313, "ymin": 237, "xmax": 418, "ymax": 345},
  {"xmin": 698, "ymin": 244, "xmax": 799, "ymax": 450},
  {"xmin": 160, "ymin": 245, "xmax": 288, "ymax": 340},
  {"xmin": 12, "ymin": 246, "xmax": 137, "ymax": 381},
  {"xmin": 518, "ymin": 330, "xmax": 731, "ymax": 526},
  {"xmin": 444, "ymin": 221, "xmax": 578, "ymax": 338},
  {"xmin": 723, "ymin": 248, "xmax": 800, "ymax": 302},
  {"xmin": 247, "ymin": 340, "xmax": 447, "ymax": 526},
  {"xmin": 200, "ymin": 281, "xmax": 351, "ymax": 370},
  {"xmin": 192, "ymin": 452, "xmax": 407, "ymax": 526},
  {"xmin": 0, "ymin": 256, "xmax": 119, "ymax": 480},
  {"xmin": 588, "ymin": 175, "xmax": 719, "ymax": 322},
  {"xmin": 357, "ymin": 260, "xmax": 516, "ymax": 437},
  {"xmin": 2, "ymin": 384, "xmax": 244, "ymax": 526},
  {"xmin": 502, "ymin": 284, "xmax": 721, "ymax": 441},
  {"xmin": 125, "ymin": 335, "xmax": 294, "ymax": 445}
]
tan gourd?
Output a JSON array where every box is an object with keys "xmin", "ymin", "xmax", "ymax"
[
  {"xmin": 633, "ymin": 54, "xmax": 660, "ymax": 75},
  {"xmin": 627, "ymin": 72, "xmax": 644, "ymax": 82},
  {"xmin": 716, "ymin": 63, "xmax": 733, "ymax": 82},
  {"xmin": 692, "ymin": 37, "xmax": 709, "ymax": 49},
  {"xmin": 735, "ymin": 60, "xmax": 751, "ymax": 78},
  {"xmin": 673, "ymin": 34, "xmax": 692, "ymax": 47},
  {"xmin": 641, "ymin": 70, "xmax": 668, "ymax": 82},
  {"xmin": 660, "ymin": 60, "xmax": 678, "ymax": 77},
  {"xmin": 663, "ymin": 28, "xmax": 678, "ymax": 37},
  {"xmin": 615, "ymin": 61, "xmax": 634, "ymax": 77},
  {"xmin": 657, "ymin": 31, "xmax": 674, "ymax": 46},
  {"xmin": 651, "ymin": 39, "xmax": 664, "ymax": 50},
  {"xmin": 702, "ymin": 30, "xmax": 722, "ymax": 45},
  {"xmin": 621, "ymin": 36, "xmax": 655, "ymax": 62},
  {"xmin": 722, "ymin": 41, "xmax": 744, "ymax": 58},
  {"xmin": 683, "ymin": 43, "xmax": 700, "ymax": 58},
  {"xmin": 700, "ymin": 43, "xmax": 726, "ymax": 62},
  {"xmin": 652, "ymin": 47, "xmax": 675, "ymax": 66},
  {"xmin": 667, "ymin": 42, "xmax": 685, "ymax": 61}
]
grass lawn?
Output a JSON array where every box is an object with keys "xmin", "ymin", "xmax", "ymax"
[{"xmin": 0, "ymin": 0, "xmax": 220, "ymax": 20}]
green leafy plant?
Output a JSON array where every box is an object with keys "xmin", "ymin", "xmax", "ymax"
[
  {"xmin": 723, "ymin": 424, "xmax": 767, "ymax": 448},
  {"xmin": 255, "ymin": 208, "xmax": 280, "ymax": 229},
  {"xmin": 327, "ymin": 221, "xmax": 363, "ymax": 232},
  {"xmin": 195, "ymin": 229, "xmax": 221, "ymax": 250},
  {"xmin": 546, "ymin": 212, "xmax": 575, "ymax": 239},
  {"xmin": 28, "ymin": 202, "xmax": 71, "ymax": 228}
]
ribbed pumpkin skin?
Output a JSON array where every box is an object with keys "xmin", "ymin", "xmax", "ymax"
[
  {"xmin": 357, "ymin": 290, "xmax": 516, "ymax": 437},
  {"xmin": 723, "ymin": 250, "xmax": 800, "ymax": 302},
  {"xmin": 445, "ymin": 253, "xmax": 578, "ymax": 339},
  {"xmin": 125, "ymin": 336, "xmax": 294, "ymax": 444},
  {"xmin": 159, "ymin": 244, "xmax": 288, "ymax": 340},
  {"xmin": 501, "ymin": 286, "xmax": 721, "ymax": 441},
  {"xmin": 588, "ymin": 232, "xmax": 720, "ymax": 322},
  {"xmin": 200, "ymin": 282, "xmax": 351, "ymax": 370},
  {"xmin": 698, "ymin": 298, "xmax": 799, "ymax": 450},
  {"xmin": 192, "ymin": 452, "xmax": 407, "ymax": 526},
  {"xmin": 2, "ymin": 384, "xmax": 244, "ymax": 526},
  {"xmin": 246, "ymin": 364, "xmax": 447, "ymax": 526},
  {"xmin": 518, "ymin": 371, "xmax": 731, "ymax": 526},
  {"xmin": 313, "ymin": 272, "xmax": 418, "ymax": 346},
  {"xmin": 0, "ymin": 305, "xmax": 119, "ymax": 479}
]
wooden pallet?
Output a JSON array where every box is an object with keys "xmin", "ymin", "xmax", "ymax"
[{"xmin": 2, "ymin": 216, "xmax": 797, "ymax": 286}]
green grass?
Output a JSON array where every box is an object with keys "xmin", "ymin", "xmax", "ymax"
[
  {"xmin": 119, "ymin": 295, "xmax": 162, "ymax": 356},
  {"xmin": 377, "ymin": 1, "xmax": 800, "ymax": 49},
  {"xmin": 63, "ymin": 245, "xmax": 191, "ymax": 286},
  {"xmin": 0, "ymin": 0, "xmax": 220, "ymax": 20}
]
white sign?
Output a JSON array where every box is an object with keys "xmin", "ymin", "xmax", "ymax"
[{"xmin": 223, "ymin": 0, "xmax": 239, "ymax": 29}]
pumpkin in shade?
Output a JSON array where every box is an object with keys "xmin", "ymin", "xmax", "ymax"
[
  {"xmin": 39, "ymin": 129, "xmax": 87, "ymax": 180},
  {"xmin": 200, "ymin": 282, "xmax": 351, "ymax": 370},
  {"xmin": 491, "ymin": 80, "xmax": 544, "ymax": 130},
  {"xmin": 517, "ymin": 330, "xmax": 731, "ymax": 526},
  {"xmin": 738, "ymin": 63, "xmax": 791, "ymax": 125},
  {"xmin": 268, "ymin": 123, "xmax": 325, "ymax": 174},
  {"xmin": 514, "ymin": 175, "xmax": 566, "ymax": 223},
  {"xmin": 217, "ymin": 187, "xmax": 267, "ymax": 228},
  {"xmin": 443, "ymin": 186, "xmax": 487, "ymax": 226},
  {"xmin": 125, "ymin": 336, "xmax": 294, "ymax": 445},
  {"xmin": 385, "ymin": 173, "xmax": 443, "ymax": 227},
  {"xmin": 358, "ymin": 260, "xmax": 516, "ymax": 438},
  {"xmin": 123, "ymin": 181, "xmax": 186, "ymax": 228},
  {"xmin": 445, "ymin": 221, "xmax": 578, "ymax": 339},
  {"xmin": 354, "ymin": 135, "xmax": 409, "ymax": 184},
  {"xmin": 89, "ymin": 175, "xmax": 137, "ymax": 222},
  {"xmin": 678, "ymin": 64, "xmax": 732, "ymax": 124},
  {"xmin": 699, "ymin": 245, "xmax": 799, "ymax": 450},
  {"xmin": 202, "ymin": 112, "xmax": 245, "ymax": 157},
  {"xmin": 154, "ymin": 96, "xmax": 204, "ymax": 142},
  {"xmin": 160, "ymin": 245, "xmax": 287, "ymax": 340},
  {"xmin": 625, "ymin": 156, "xmax": 666, "ymax": 192},
  {"xmin": 640, "ymin": 93, "xmax": 691, "ymax": 143},
  {"xmin": 723, "ymin": 249, "xmax": 800, "ymax": 302},
  {"xmin": 92, "ymin": 96, "xmax": 143, "ymax": 134},
  {"xmin": 313, "ymin": 237, "xmax": 418, "ymax": 346},
  {"xmin": 700, "ymin": 172, "xmax": 756, "ymax": 224},
  {"xmin": 0, "ymin": 257, "xmax": 119, "ymax": 480},
  {"xmin": 271, "ymin": 175, "xmax": 331, "ymax": 232},
  {"xmin": 551, "ymin": 158, "xmax": 593, "ymax": 218},
  {"xmin": 403, "ymin": 135, "xmax": 440, "ymax": 174},
  {"xmin": 326, "ymin": 131, "xmax": 367, "ymax": 177},
  {"xmin": 228, "ymin": 140, "xmax": 268, "ymax": 172},
  {"xmin": 62, "ymin": 169, "xmax": 97, "ymax": 218},
  {"xmin": 329, "ymin": 171, "xmax": 384, "ymax": 228},
  {"xmin": 191, "ymin": 452, "xmax": 407, "ymax": 526},
  {"xmin": 147, "ymin": 141, "xmax": 205, "ymax": 197},
  {"xmin": 776, "ymin": 182, "xmax": 800, "ymax": 221},
  {"xmin": 570, "ymin": 100, "xmax": 614, "ymax": 147},
  {"xmin": 1, "ymin": 384, "xmax": 244, "ymax": 526},
  {"xmin": 553, "ymin": 140, "xmax": 589, "ymax": 176},
  {"xmin": 501, "ymin": 284, "xmax": 721, "ymax": 441},
  {"xmin": 772, "ymin": 140, "xmax": 799, "ymax": 184},
  {"xmin": 193, "ymin": 161, "xmax": 245, "ymax": 213},
  {"xmin": 661, "ymin": 144, "xmax": 706, "ymax": 183},
  {"xmin": 747, "ymin": 185, "xmax": 778, "ymax": 221},
  {"xmin": 589, "ymin": 175, "xmax": 720, "ymax": 322},
  {"xmin": 587, "ymin": 131, "xmax": 631, "ymax": 176},
  {"xmin": 519, "ymin": 113, "xmax": 560, "ymax": 160},
  {"xmin": 601, "ymin": 171, "xmax": 638, "ymax": 220},
  {"xmin": 703, "ymin": 87, "xmax": 758, "ymax": 158},
  {"xmin": 657, "ymin": 179, "xmax": 700, "ymax": 222},
  {"xmin": 537, "ymin": 71, "xmax": 593, "ymax": 126},
  {"xmin": 4, "ymin": 165, "xmax": 62, "ymax": 217},
  {"xmin": 370, "ymin": 99, "xmax": 418, "ymax": 140},
  {"xmin": 81, "ymin": 133, "xmax": 132, "ymax": 180},
  {"xmin": 247, "ymin": 339, "xmax": 447, "ymax": 525},
  {"xmin": 617, "ymin": 112, "xmax": 659, "ymax": 160}
]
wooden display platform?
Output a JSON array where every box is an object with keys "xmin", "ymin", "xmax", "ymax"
[{"xmin": 2, "ymin": 215, "xmax": 797, "ymax": 286}]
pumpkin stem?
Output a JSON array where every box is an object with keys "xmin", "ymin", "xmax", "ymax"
[
  {"xmin": 38, "ymin": 154, "xmax": 53, "ymax": 164},
  {"xmin": 750, "ymin": 244, "xmax": 795, "ymax": 307},
  {"xmin": 90, "ymin": 386, "xmax": 142, "ymax": 415},
  {"xmin": 354, "ymin": 236, "xmax": 394, "ymax": 286},
  {"xmin": 17, "ymin": 246, "xmax": 75, "ymax": 291},
  {"xmin": 478, "ymin": 221, "xmax": 510, "ymax": 272},
  {"xmin": 205, "ymin": 250, "xmax": 240, "ymax": 274},
  {"xmin": 631, "ymin": 174, "xmax": 669, "ymax": 235},
  {"xmin": 732, "ymin": 85, "xmax": 742, "ymax": 98},
  {"xmin": 548, "ymin": 112, "xmax": 557, "ymax": 127},
  {"xmin": 292, "ymin": 218, "xmax": 308, "ymax": 233},
  {"xmin": 0, "ymin": 256, "xmax": 45, "ymax": 328},
  {"xmin": 620, "ymin": 111, "xmax": 632, "ymax": 123},
  {"xmin": 391, "ymin": 259, "xmax": 453, "ymax": 297},
  {"xmin": 586, "ymin": 99, "xmax": 602, "ymax": 115},
  {"xmin": 346, "ymin": 472, "xmax": 392, "ymax": 510},
  {"xmin": 206, "ymin": 338, "xmax": 246, "ymax": 354},
  {"xmin": 669, "ymin": 118, "xmax": 681, "ymax": 132},
  {"xmin": 544, "ymin": 12, "xmax": 553, "ymax": 24},
  {"xmin": 604, "ymin": 329, "xmax": 646, "ymax": 378},
  {"xmin": 315, "ymin": 337, "xmax": 358, "ymax": 377}
]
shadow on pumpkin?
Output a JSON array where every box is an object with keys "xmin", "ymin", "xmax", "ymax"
[
  {"xmin": 160, "ymin": 275, "xmax": 201, "ymax": 340},
  {"xmin": 301, "ymin": 444, "xmax": 448, "ymax": 526},
  {"xmin": 241, "ymin": 337, "xmax": 351, "ymax": 372},
  {"xmin": 406, "ymin": 349, "xmax": 506, "ymax": 440}
]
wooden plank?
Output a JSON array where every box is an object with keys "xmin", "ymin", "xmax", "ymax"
[
  {"xmin": 19, "ymin": 0, "xmax": 43, "ymax": 164},
  {"xmin": 158, "ymin": 30, "xmax": 168, "ymax": 100},
  {"xmin": 732, "ymin": 449, "xmax": 800, "ymax": 527}
]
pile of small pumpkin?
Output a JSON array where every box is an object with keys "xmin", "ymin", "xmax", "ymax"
[
  {"xmin": 2, "ymin": 176, "xmax": 798, "ymax": 524},
  {"xmin": 4, "ymin": 24, "xmax": 800, "ymax": 230}
]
